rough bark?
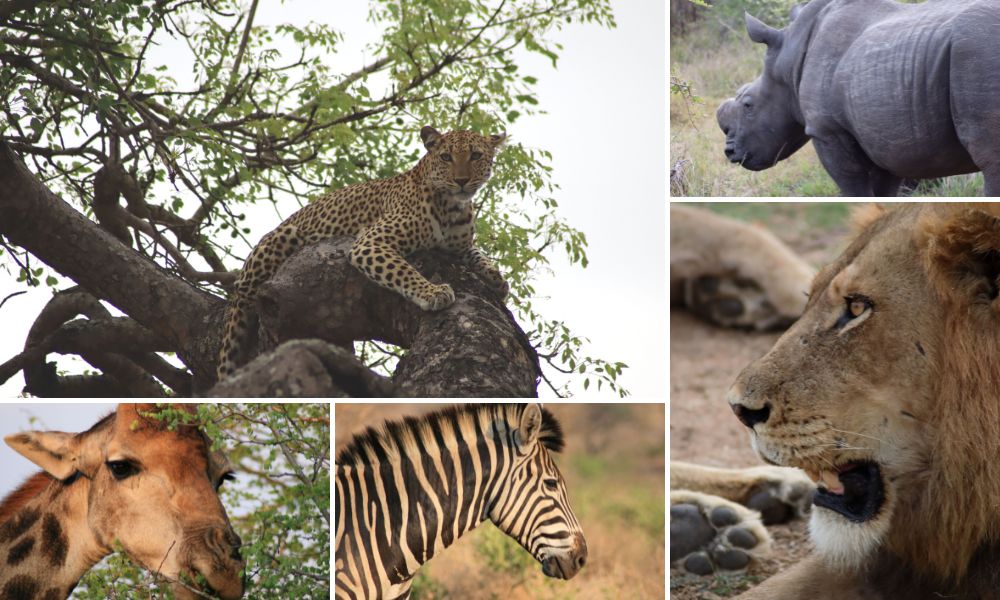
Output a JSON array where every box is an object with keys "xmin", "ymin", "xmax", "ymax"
[{"xmin": 0, "ymin": 142, "xmax": 541, "ymax": 397}]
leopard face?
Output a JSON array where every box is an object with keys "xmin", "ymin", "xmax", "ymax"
[{"xmin": 420, "ymin": 127, "xmax": 507, "ymax": 196}]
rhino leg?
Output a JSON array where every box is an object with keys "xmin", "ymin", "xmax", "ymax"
[
  {"xmin": 985, "ymin": 171, "xmax": 1000, "ymax": 197},
  {"xmin": 812, "ymin": 134, "xmax": 890, "ymax": 196},
  {"xmin": 870, "ymin": 171, "xmax": 902, "ymax": 197}
]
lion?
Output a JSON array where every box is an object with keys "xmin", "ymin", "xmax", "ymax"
[
  {"xmin": 674, "ymin": 203, "xmax": 1000, "ymax": 599},
  {"xmin": 670, "ymin": 204, "xmax": 814, "ymax": 330}
]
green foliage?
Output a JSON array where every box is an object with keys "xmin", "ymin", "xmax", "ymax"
[
  {"xmin": 474, "ymin": 525, "xmax": 538, "ymax": 575},
  {"xmin": 75, "ymin": 404, "xmax": 330, "ymax": 599},
  {"xmin": 0, "ymin": 0, "xmax": 626, "ymax": 397},
  {"xmin": 409, "ymin": 567, "xmax": 450, "ymax": 600},
  {"xmin": 712, "ymin": 0, "xmax": 799, "ymax": 29}
]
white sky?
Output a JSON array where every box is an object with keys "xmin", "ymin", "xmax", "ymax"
[{"xmin": 0, "ymin": 1, "xmax": 666, "ymax": 398}]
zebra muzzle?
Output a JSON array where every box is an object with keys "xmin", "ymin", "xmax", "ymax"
[{"xmin": 541, "ymin": 534, "xmax": 588, "ymax": 580}]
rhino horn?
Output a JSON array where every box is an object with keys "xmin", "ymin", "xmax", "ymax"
[{"xmin": 745, "ymin": 12, "xmax": 782, "ymax": 47}]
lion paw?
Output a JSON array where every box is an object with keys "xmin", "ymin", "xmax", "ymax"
[
  {"xmin": 684, "ymin": 274, "xmax": 795, "ymax": 331},
  {"xmin": 670, "ymin": 491, "xmax": 771, "ymax": 575},
  {"xmin": 741, "ymin": 466, "xmax": 815, "ymax": 525}
]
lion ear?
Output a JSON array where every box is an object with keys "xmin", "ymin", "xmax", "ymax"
[
  {"xmin": 924, "ymin": 205, "xmax": 1000, "ymax": 305},
  {"xmin": 850, "ymin": 204, "xmax": 886, "ymax": 233}
]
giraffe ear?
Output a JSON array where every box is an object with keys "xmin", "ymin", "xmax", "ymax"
[
  {"xmin": 4, "ymin": 431, "xmax": 82, "ymax": 480},
  {"xmin": 517, "ymin": 404, "xmax": 543, "ymax": 449}
]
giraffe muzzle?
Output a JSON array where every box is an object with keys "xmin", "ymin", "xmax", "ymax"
[{"xmin": 179, "ymin": 525, "xmax": 245, "ymax": 599}]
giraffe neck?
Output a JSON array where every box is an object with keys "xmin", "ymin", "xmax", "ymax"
[{"xmin": 0, "ymin": 472, "xmax": 108, "ymax": 599}]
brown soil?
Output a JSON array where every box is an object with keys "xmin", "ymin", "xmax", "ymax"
[
  {"xmin": 336, "ymin": 403, "xmax": 666, "ymax": 600},
  {"xmin": 669, "ymin": 203, "xmax": 851, "ymax": 599}
]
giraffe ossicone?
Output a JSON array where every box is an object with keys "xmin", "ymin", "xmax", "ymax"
[{"xmin": 0, "ymin": 403, "xmax": 244, "ymax": 600}]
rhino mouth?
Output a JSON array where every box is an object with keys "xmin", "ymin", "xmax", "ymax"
[{"xmin": 809, "ymin": 461, "xmax": 885, "ymax": 523}]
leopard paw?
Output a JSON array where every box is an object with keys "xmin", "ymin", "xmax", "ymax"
[
  {"xmin": 489, "ymin": 275, "xmax": 509, "ymax": 300},
  {"xmin": 416, "ymin": 283, "xmax": 456, "ymax": 311},
  {"xmin": 670, "ymin": 491, "xmax": 771, "ymax": 575}
]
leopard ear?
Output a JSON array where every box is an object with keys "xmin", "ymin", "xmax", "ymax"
[
  {"xmin": 923, "ymin": 205, "xmax": 1000, "ymax": 306},
  {"xmin": 420, "ymin": 126, "xmax": 442, "ymax": 150},
  {"xmin": 488, "ymin": 132, "xmax": 508, "ymax": 149}
]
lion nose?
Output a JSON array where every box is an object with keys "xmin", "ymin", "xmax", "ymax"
[{"xmin": 732, "ymin": 402, "xmax": 771, "ymax": 428}]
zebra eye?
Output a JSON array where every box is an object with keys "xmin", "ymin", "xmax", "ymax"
[
  {"xmin": 106, "ymin": 460, "xmax": 139, "ymax": 481},
  {"xmin": 543, "ymin": 478, "xmax": 558, "ymax": 491}
]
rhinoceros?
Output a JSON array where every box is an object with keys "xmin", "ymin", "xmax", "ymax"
[{"xmin": 716, "ymin": 0, "xmax": 1000, "ymax": 196}]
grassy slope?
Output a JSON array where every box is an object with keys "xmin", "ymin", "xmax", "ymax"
[{"xmin": 669, "ymin": 10, "xmax": 985, "ymax": 197}]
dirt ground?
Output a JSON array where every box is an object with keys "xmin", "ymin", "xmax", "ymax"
[
  {"xmin": 669, "ymin": 203, "xmax": 851, "ymax": 599},
  {"xmin": 336, "ymin": 403, "xmax": 666, "ymax": 600}
]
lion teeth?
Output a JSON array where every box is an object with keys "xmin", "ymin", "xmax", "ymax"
[{"xmin": 820, "ymin": 469, "xmax": 844, "ymax": 495}]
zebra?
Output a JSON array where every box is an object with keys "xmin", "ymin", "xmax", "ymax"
[{"xmin": 335, "ymin": 403, "xmax": 588, "ymax": 599}]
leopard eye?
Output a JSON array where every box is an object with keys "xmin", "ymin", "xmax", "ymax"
[
  {"xmin": 471, "ymin": 151, "xmax": 483, "ymax": 161},
  {"xmin": 440, "ymin": 153, "xmax": 453, "ymax": 162},
  {"xmin": 106, "ymin": 460, "xmax": 140, "ymax": 481}
]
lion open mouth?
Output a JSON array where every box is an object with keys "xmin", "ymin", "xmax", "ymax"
[{"xmin": 806, "ymin": 461, "xmax": 885, "ymax": 523}]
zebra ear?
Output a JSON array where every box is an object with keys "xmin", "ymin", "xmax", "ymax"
[{"xmin": 517, "ymin": 404, "xmax": 543, "ymax": 449}]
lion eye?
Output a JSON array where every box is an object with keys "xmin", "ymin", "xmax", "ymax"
[
  {"xmin": 848, "ymin": 298, "xmax": 868, "ymax": 318},
  {"xmin": 106, "ymin": 460, "xmax": 140, "ymax": 481},
  {"xmin": 440, "ymin": 153, "xmax": 453, "ymax": 162}
]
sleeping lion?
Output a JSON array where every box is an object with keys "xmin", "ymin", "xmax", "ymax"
[{"xmin": 673, "ymin": 203, "xmax": 1000, "ymax": 599}]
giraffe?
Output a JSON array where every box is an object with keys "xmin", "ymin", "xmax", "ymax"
[{"xmin": 0, "ymin": 404, "xmax": 244, "ymax": 600}]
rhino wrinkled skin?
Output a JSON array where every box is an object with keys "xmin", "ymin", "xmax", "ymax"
[{"xmin": 717, "ymin": 0, "xmax": 1000, "ymax": 197}]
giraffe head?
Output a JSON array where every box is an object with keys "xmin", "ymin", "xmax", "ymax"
[{"xmin": 4, "ymin": 404, "xmax": 244, "ymax": 599}]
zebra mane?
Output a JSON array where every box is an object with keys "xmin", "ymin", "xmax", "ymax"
[{"xmin": 336, "ymin": 404, "xmax": 564, "ymax": 467}]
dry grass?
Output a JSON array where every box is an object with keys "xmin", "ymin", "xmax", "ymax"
[
  {"xmin": 670, "ymin": 14, "xmax": 985, "ymax": 197},
  {"xmin": 335, "ymin": 404, "xmax": 666, "ymax": 600}
]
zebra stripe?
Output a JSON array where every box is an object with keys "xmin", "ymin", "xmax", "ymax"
[{"xmin": 335, "ymin": 404, "xmax": 587, "ymax": 600}]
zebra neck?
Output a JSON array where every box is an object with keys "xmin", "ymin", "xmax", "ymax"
[{"xmin": 336, "ymin": 438, "xmax": 516, "ymax": 583}]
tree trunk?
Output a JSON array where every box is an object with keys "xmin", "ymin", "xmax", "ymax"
[{"xmin": 0, "ymin": 143, "xmax": 540, "ymax": 397}]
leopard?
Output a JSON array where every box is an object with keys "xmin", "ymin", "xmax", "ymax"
[{"xmin": 216, "ymin": 126, "xmax": 508, "ymax": 380}]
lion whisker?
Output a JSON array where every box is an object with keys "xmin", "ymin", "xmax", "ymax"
[{"xmin": 830, "ymin": 428, "xmax": 887, "ymax": 444}]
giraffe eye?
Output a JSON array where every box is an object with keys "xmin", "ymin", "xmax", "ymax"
[
  {"xmin": 106, "ymin": 460, "xmax": 139, "ymax": 481},
  {"xmin": 543, "ymin": 478, "xmax": 558, "ymax": 491}
]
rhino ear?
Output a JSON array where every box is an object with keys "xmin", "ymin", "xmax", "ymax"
[{"xmin": 745, "ymin": 12, "xmax": 782, "ymax": 47}]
